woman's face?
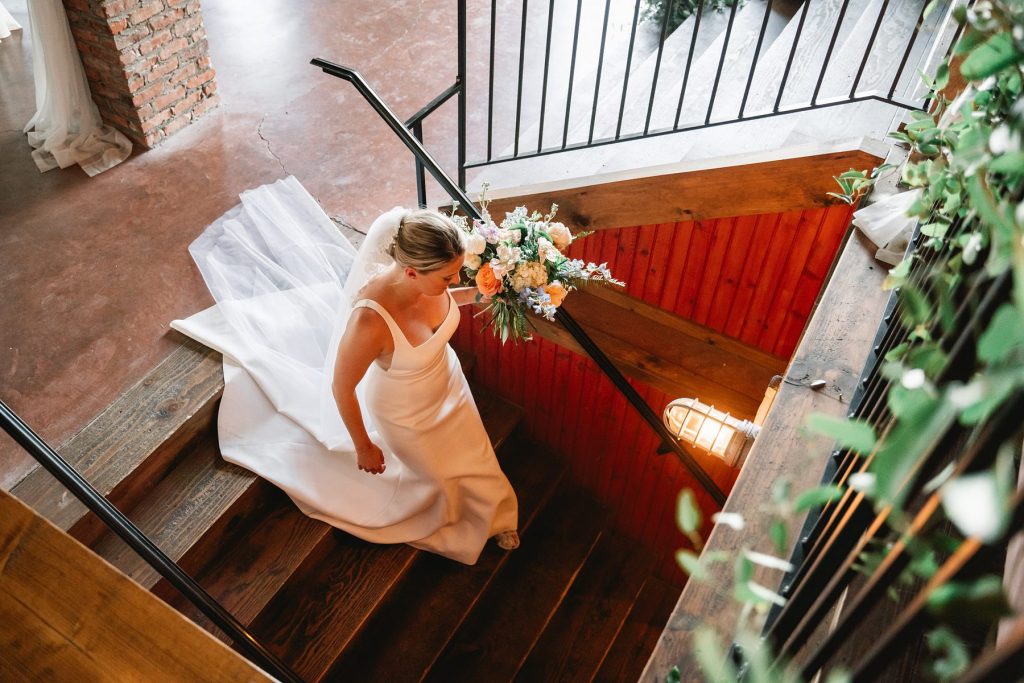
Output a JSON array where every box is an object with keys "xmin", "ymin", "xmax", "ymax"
[{"xmin": 408, "ymin": 254, "xmax": 465, "ymax": 295}]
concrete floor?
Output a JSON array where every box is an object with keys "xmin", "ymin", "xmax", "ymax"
[{"xmin": 0, "ymin": 0, "xmax": 486, "ymax": 489}]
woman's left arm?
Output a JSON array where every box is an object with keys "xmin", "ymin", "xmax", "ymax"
[{"xmin": 450, "ymin": 286, "xmax": 485, "ymax": 307}]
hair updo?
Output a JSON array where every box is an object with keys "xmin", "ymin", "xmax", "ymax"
[{"xmin": 389, "ymin": 209, "xmax": 465, "ymax": 272}]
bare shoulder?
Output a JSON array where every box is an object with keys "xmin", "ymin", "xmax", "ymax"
[{"xmin": 346, "ymin": 305, "xmax": 389, "ymax": 340}]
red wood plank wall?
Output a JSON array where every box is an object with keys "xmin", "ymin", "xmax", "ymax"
[{"xmin": 453, "ymin": 204, "xmax": 855, "ymax": 581}]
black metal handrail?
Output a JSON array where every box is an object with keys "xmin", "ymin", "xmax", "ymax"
[
  {"xmin": 0, "ymin": 400, "xmax": 304, "ymax": 683},
  {"xmin": 466, "ymin": 0, "xmax": 958, "ymax": 169},
  {"xmin": 310, "ymin": 58, "xmax": 727, "ymax": 505}
]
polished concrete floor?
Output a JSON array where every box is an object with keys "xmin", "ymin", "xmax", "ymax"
[{"xmin": 0, "ymin": 0, "xmax": 493, "ymax": 488}]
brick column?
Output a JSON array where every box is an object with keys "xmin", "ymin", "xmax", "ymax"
[{"xmin": 62, "ymin": 0, "xmax": 219, "ymax": 147}]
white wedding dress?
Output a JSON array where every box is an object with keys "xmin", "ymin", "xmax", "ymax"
[{"xmin": 172, "ymin": 176, "xmax": 518, "ymax": 565}]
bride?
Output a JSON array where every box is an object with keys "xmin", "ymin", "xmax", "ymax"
[{"xmin": 172, "ymin": 177, "xmax": 519, "ymax": 565}]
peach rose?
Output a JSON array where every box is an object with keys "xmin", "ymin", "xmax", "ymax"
[
  {"xmin": 544, "ymin": 282, "xmax": 567, "ymax": 308},
  {"xmin": 475, "ymin": 262, "xmax": 503, "ymax": 297}
]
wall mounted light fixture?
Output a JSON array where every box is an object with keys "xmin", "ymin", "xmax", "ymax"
[{"xmin": 663, "ymin": 398, "xmax": 760, "ymax": 468}]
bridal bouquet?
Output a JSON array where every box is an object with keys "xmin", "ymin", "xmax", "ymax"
[{"xmin": 453, "ymin": 196, "xmax": 624, "ymax": 343}]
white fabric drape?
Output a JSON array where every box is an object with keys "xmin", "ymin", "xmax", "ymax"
[
  {"xmin": 0, "ymin": 2, "xmax": 21, "ymax": 41},
  {"xmin": 23, "ymin": 0, "xmax": 131, "ymax": 176}
]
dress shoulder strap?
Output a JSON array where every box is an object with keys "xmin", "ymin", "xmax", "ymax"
[{"xmin": 353, "ymin": 299, "xmax": 408, "ymax": 347}]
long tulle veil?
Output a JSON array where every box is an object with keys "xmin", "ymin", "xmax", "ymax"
[{"xmin": 172, "ymin": 176, "xmax": 406, "ymax": 448}]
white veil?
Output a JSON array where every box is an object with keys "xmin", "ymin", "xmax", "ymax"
[{"xmin": 172, "ymin": 176, "xmax": 406, "ymax": 449}]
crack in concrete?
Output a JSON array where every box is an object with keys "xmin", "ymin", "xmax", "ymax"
[{"xmin": 256, "ymin": 114, "xmax": 288, "ymax": 176}]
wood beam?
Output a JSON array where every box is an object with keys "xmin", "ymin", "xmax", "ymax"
[
  {"xmin": 0, "ymin": 489, "xmax": 269, "ymax": 681},
  {"xmin": 522, "ymin": 286, "xmax": 786, "ymax": 419},
  {"xmin": 451, "ymin": 147, "xmax": 884, "ymax": 229}
]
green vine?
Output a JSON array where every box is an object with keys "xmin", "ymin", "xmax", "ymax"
[{"xmin": 672, "ymin": 3, "xmax": 1024, "ymax": 681}]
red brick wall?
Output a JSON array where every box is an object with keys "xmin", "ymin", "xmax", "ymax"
[{"xmin": 62, "ymin": 0, "xmax": 219, "ymax": 147}]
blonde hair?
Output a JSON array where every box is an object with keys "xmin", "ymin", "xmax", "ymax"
[{"xmin": 390, "ymin": 209, "xmax": 465, "ymax": 272}]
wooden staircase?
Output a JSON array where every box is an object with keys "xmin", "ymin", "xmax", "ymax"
[{"xmin": 12, "ymin": 339, "xmax": 678, "ymax": 682}]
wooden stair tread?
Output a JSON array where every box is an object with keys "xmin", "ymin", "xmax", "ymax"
[
  {"xmin": 593, "ymin": 576, "xmax": 680, "ymax": 683},
  {"xmin": 153, "ymin": 481, "xmax": 332, "ymax": 629},
  {"xmin": 88, "ymin": 432, "xmax": 259, "ymax": 589},
  {"xmin": 421, "ymin": 481, "xmax": 608, "ymax": 683},
  {"xmin": 475, "ymin": 388, "xmax": 524, "ymax": 452},
  {"xmin": 11, "ymin": 337, "xmax": 223, "ymax": 542},
  {"xmin": 512, "ymin": 531, "xmax": 654, "ymax": 683},
  {"xmin": 327, "ymin": 436, "xmax": 567, "ymax": 681},
  {"xmin": 247, "ymin": 532, "xmax": 418, "ymax": 682}
]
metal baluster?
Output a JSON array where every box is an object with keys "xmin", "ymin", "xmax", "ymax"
[
  {"xmin": 705, "ymin": 0, "xmax": 741, "ymax": 125},
  {"xmin": 738, "ymin": 0, "xmax": 775, "ymax": 119},
  {"xmin": 811, "ymin": 0, "xmax": 851, "ymax": 106},
  {"xmin": 774, "ymin": 0, "xmax": 810, "ymax": 113},
  {"xmin": 643, "ymin": 0, "xmax": 676, "ymax": 136},
  {"xmin": 562, "ymin": 0, "xmax": 584, "ymax": 149},
  {"xmin": 457, "ymin": 0, "xmax": 467, "ymax": 188},
  {"xmin": 588, "ymin": 0, "xmax": 613, "ymax": 145},
  {"xmin": 887, "ymin": 2, "xmax": 929, "ymax": 101},
  {"xmin": 413, "ymin": 121, "xmax": 427, "ymax": 208},
  {"xmin": 850, "ymin": 0, "xmax": 891, "ymax": 98},
  {"xmin": 537, "ymin": 0, "xmax": 556, "ymax": 154},
  {"xmin": 513, "ymin": 0, "xmax": 530, "ymax": 158},
  {"xmin": 487, "ymin": 0, "xmax": 497, "ymax": 162},
  {"xmin": 673, "ymin": 0, "xmax": 704, "ymax": 129},
  {"xmin": 615, "ymin": 0, "xmax": 644, "ymax": 140}
]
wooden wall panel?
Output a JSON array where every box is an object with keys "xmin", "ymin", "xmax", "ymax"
[{"xmin": 455, "ymin": 204, "xmax": 855, "ymax": 582}]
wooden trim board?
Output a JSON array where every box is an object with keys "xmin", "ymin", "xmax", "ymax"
[
  {"xmin": 0, "ymin": 488, "xmax": 269, "ymax": 681},
  {"xmin": 450, "ymin": 146, "xmax": 884, "ymax": 229}
]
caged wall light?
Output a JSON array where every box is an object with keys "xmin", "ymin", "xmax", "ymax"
[{"xmin": 663, "ymin": 397, "xmax": 760, "ymax": 468}]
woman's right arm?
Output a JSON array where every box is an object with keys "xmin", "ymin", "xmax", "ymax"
[{"xmin": 332, "ymin": 309, "xmax": 388, "ymax": 474}]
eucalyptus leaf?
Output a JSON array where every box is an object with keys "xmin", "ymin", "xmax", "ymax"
[
  {"xmin": 872, "ymin": 394, "xmax": 956, "ymax": 506},
  {"xmin": 666, "ymin": 666, "xmax": 681, "ymax": 683},
  {"xmin": 927, "ymin": 575, "xmax": 1013, "ymax": 623},
  {"xmin": 977, "ymin": 304, "xmax": 1024, "ymax": 363},
  {"xmin": 793, "ymin": 484, "xmax": 844, "ymax": 513},
  {"xmin": 677, "ymin": 489, "xmax": 702, "ymax": 536},
  {"xmin": 806, "ymin": 413, "xmax": 877, "ymax": 454},
  {"xmin": 960, "ymin": 32, "xmax": 1022, "ymax": 81},
  {"xmin": 693, "ymin": 628, "xmax": 738, "ymax": 683},
  {"xmin": 770, "ymin": 519, "xmax": 788, "ymax": 555},
  {"xmin": 926, "ymin": 627, "xmax": 970, "ymax": 682}
]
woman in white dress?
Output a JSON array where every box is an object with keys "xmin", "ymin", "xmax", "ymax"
[{"xmin": 172, "ymin": 177, "xmax": 519, "ymax": 565}]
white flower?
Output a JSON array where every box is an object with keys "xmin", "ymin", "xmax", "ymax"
[
  {"xmin": 901, "ymin": 368, "xmax": 927, "ymax": 390},
  {"xmin": 464, "ymin": 253, "xmax": 482, "ymax": 270},
  {"xmin": 489, "ymin": 259, "xmax": 510, "ymax": 278},
  {"xmin": 537, "ymin": 237, "xmax": 562, "ymax": 263},
  {"xmin": 464, "ymin": 231, "xmax": 487, "ymax": 255},
  {"xmin": 510, "ymin": 260, "xmax": 548, "ymax": 292},
  {"xmin": 498, "ymin": 228, "xmax": 522, "ymax": 244},
  {"xmin": 547, "ymin": 222, "xmax": 572, "ymax": 251},
  {"xmin": 494, "ymin": 244, "xmax": 522, "ymax": 273}
]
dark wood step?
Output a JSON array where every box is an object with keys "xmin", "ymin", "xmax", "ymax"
[
  {"xmin": 11, "ymin": 336, "xmax": 223, "ymax": 546},
  {"xmin": 592, "ymin": 576, "xmax": 680, "ymax": 683},
  {"xmin": 512, "ymin": 531, "xmax": 653, "ymax": 683},
  {"xmin": 88, "ymin": 431, "xmax": 260, "ymax": 589},
  {"xmin": 474, "ymin": 387, "xmax": 523, "ymax": 452},
  {"xmin": 326, "ymin": 435, "xmax": 567, "ymax": 682},
  {"xmin": 247, "ymin": 530, "xmax": 418, "ymax": 682},
  {"xmin": 152, "ymin": 480, "xmax": 330, "ymax": 630},
  {"xmin": 421, "ymin": 481, "xmax": 608, "ymax": 683}
]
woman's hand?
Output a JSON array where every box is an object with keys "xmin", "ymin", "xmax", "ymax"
[{"xmin": 357, "ymin": 443, "xmax": 386, "ymax": 474}]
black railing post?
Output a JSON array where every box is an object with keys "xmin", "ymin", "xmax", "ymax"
[
  {"xmin": 413, "ymin": 120, "xmax": 427, "ymax": 208},
  {"xmin": 457, "ymin": 0, "xmax": 467, "ymax": 189},
  {"xmin": 0, "ymin": 400, "xmax": 304, "ymax": 683}
]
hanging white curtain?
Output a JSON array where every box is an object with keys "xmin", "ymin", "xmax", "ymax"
[
  {"xmin": 0, "ymin": 2, "xmax": 21, "ymax": 41},
  {"xmin": 23, "ymin": 0, "xmax": 131, "ymax": 176}
]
